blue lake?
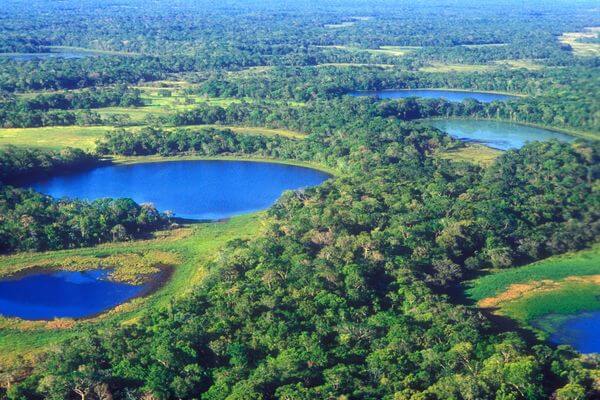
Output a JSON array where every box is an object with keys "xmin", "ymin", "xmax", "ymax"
[
  {"xmin": 30, "ymin": 160, "xmax": 330, "ymax": 220},
  {"xmin": 349, "ymin": 89, "xmax": 516, "ymax": 103},
  {"xmin": 0, "ymin": 269, "xmax": 145, "ymax": 320},
  {"xmin": 0, "ymin": 52, "xmax": 93, "ymax": 61},
  {"xmin": 545, "ymin": 312, "xmax": 600, "ymax": 354},
  {"xmin": 430, "ymin": 119, "xmax": 575, "ymax": 150}
]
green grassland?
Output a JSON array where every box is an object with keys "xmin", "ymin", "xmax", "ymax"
[
  {"xmin": 559, "ymin": 28, "xmax": 600, "ymax": 57},
  {"xmin": 0, "ymin": 125, "xmax": 111, "ymax": 150},
  {"xmin": 419, "ymin": 62, "xmax": 497, "ymax": 73},
  {"xmin": 438, "ymin": 143, "xmax": 502, "ymax": 166},
  {"xmin": 0, "ymin": 213, "xmax": 264, "ymax": 363},
  {"xmin": 466, "ymin": 245, "xmax": 600, "ymax": 337},
  {"xmin": 498, "ymin": 281, "xmax": 600, "ymax": 323},
  {"xmin": 317, "ymin": 45, "xmax": 418, "ymax": 57},
  {"xmin": 467, "ymin": 245, "xmax": 600, "ymax": 302},
  {"xmin": 317, "ymin": 63, "xmax": 395, "ymax": 69},
  {"xmin": 0, "ymin": 124, "xmax": 305, "ymax": 151}
]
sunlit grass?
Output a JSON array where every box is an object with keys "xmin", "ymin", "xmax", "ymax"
[
  {"xmin": 558, "ymin": 27, "xmax": 600, "ymax": 57},
  {"xmin": 0, "ymin": 125, "xmax": 111, "ymax": 150},
  {"xmin": 419, "ymin": 62, "xmax": 496, "ymax": 73},
  {"xmin": 438, "ymin": 144, "xmax": 502, "ymax": 166}
]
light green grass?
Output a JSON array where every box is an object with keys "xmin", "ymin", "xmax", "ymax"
[
  {"xmin": 317, "ymin": 45, "xmax": 418, "ymax": 57},
  {"xmin": 559, "ymin": 28, "xmax": 600, "ymax": 57},
  {"xmin": 0, "ymin": 126, "xmax": 111, "ymax": 150},
  {"xmin": 466, "ymin": 245, "xmax": 600, "ymax": 339},
  {"xmin": 466, "ymin": 245, "xmax": 600, "ymax": 302},
  {"xmin": 0, "ymin": 124, "xmax": 305, "ymax": 151},
  {"xmin": 438, "ymin": 144, "xmax": 502, "ymax": 166},
  {"xmin": 0, "ymin": 213, "xmax": 264, "ymax": 363},
  {"xmin": 419, "ymin": 62, "xmax": 497, "ymax": 73},
  {"xmin": 317, "ymin": 63, "xmax": 394, "ymax": 69},
  {"xmin": 499, "ymin": 282, "xmax": 600, "ymax": 323},
  {"xmin": 494, "ymin": 59, "xmax": 545, "ymax": 70}
]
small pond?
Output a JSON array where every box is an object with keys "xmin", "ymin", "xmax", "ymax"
[
  {"xmin": 349, "ymin": 89, "xmax": 517, "ymax": 103},
  {"xmin": 430, "ymin": 119, "xmax": 575, "ymax": 150},
  {"xmin": 0, "ymin": 269, "xmax": 146, "ymax": 320},
  {"xmin": 29, "ymin": 160, "xmax": 330, "ymax": 220},
  {"xmin": 535, "ymin": 311, "xmax": 600, "ymax": 354}
]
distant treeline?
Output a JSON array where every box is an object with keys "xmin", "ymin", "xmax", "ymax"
[
  {"xmin": 198, "ymin": 67, "xmax": 600, "ymax": 132},
  {"xmin": 0, "ymin": 85, "xmax": 143, "ymax": 128}
]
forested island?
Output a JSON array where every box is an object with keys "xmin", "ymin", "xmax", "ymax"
[{"xmin": 0, "ymin": 0, "xmax": 599, "ymax": 399}]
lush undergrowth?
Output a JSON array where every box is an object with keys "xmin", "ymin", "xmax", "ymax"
[{"xmin": 0, "ymin": 213, "xmax": 263, "ymax": 364}]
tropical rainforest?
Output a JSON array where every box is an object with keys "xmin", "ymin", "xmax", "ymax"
[{"xmin": 0, "ymin": 0, "xmax": 599, "ymax": 399}]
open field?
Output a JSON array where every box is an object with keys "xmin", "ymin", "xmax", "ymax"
[
  {"xmin": 317, "ymin": 63, "xmax": 394, "ymax": 68},
  {"xmin": 317, "ymin": 45, "xmax": 418, "ymax": 57},
  {"xmin": 324, "ymin": 21, "xmax": 355, "ymax": 29},
  {"xmin": 0, "ymin": 213, "xmax": 264, "ymax": 363},
  {"xmin": 0, "ymin": 125, "xmax": 111, "ymax": 150},
  {"xmin": 467, "ymin": 245, "xmax": 600, "ymax": 302},
  {"xmin": 438, "ymin": 143, "xmax": 502, "ymax": 166},
  {"xmin": 494, "ymin": 59, "xmax": 545, "ymax": 70},
  {"xmin": 466, "ymin": 245, "xmax": 600, "ymax": 334},
  {"xmin": 0, "ymin": 124, "xmax": 305, "ymax": 151},
  {"xmin": 419, "ymin": 62, "xmax": 496, "ymax": 73},
  {"xmin": 558, "ymin": 27, "xmax": 600, "ymax": 57}
]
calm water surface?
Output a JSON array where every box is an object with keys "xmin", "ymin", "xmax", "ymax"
[
  {"xmin": 350, "ymin": 89, "xmax": 516, "ymax": 103},
  {"xmin": 431, "ymin": 119, "xmax": 575, "ymax": 150},
  {"xmin": 30, "ymin": 160, "xmax": 330, "ymax": 220},
  {"xmin": 0, "ymin": 270, "xmax": 145, "ymax": 320},
  {"xmin": 0, "ymin": 52, "xmax": 93, "ymax": 61},
  {"xmin": 546, "ymin": 312, "xmax": 600, "ymax": 354}
]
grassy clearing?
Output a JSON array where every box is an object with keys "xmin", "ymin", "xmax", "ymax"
[
  {"xmin": 494, "ymin": 59, "xmax": 545, "ymax": 70},
  {"xmin": 467, "ymin": 245, "xmax": 600, "ymax": 302},
  {"xmin": 0, "ymin": 125, "xmax": 111, "ymax": 150},
  {"xmin": 324, "ymin": 21, "xmax": 355, "ymax": 29},
  {"xmin": 0, "ymin": 213, "xmax": 264, "ymax": 363},
  {"xmin": 0, "ymin": 124, "xmax": 305, "ymax": 151},
  {"xmin": 558, "ymin": 27, "xmax": 600, "ymax": 57},
  {"xmin": 419, "ymin": 62, "xmax": 496, "ymax": 73},
  {"xmin": 179, "ymin": 125, "xmax": 305, "ymax": 139},
  {"xmin": 497, "ymin": 280, "xmax": 600, "ymax": 323},
  {"xmin": 317, "ymin": 63, "xmax": 394, "ymax": 68},
  {"xmin": 438, "ymin": 143, "xmax": 502, "ymax": 166},
  {"xmin": 466, "ymin": 245, "xmax": 600, "ymax": 339},
  {"xmin": 317, "ymin": 45, "xmax": 418, "ymax": 57}
]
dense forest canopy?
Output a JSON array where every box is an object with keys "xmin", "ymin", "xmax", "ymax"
[{"xmin": 0, "ymin": 0, "xmax": 599, "ymax": 399}]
